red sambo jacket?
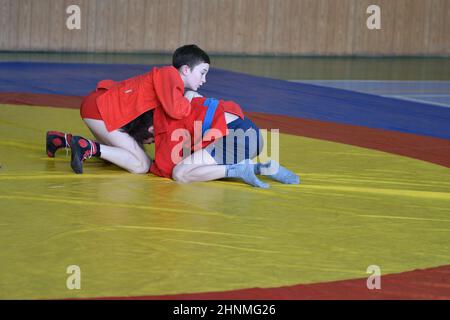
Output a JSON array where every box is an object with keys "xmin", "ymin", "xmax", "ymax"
[
  {"xmin": 150, "ymin": 97, "xmax": 244, "ymax": 179},
  {"xmin": 96, "ymin": 66, "xmax": 191, "ymax": 132}
]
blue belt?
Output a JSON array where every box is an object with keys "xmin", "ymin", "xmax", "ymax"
[{"xmin": 202, "ymin": 98, "xmax": 220, "ymax": 136}]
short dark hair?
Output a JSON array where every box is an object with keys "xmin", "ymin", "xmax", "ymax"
[
  {"xmin": 172, "ymin": 44, "xmax": 210, "ymax": 69},
  {"xmin": 120, "ymin": 110, "xmax": 154, "ymax": 145}
]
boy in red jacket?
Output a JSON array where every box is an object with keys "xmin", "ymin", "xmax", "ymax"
[
  {"xmin": 47, "ymin": 45, "xmax": 299, "ymax": 188},
  {"xmin": 165, "ymin": 91, "xmax": 300, "ymax": 189},
  {"xmin": 46, "ymin": 44, "xmax": 209, "ymax": 174}
]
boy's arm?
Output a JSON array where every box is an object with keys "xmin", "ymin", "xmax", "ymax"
[
  {"xmin": 186, "ymin": 91, "xmax": 243, "ymax": 119},
  {"xmin": 153, "ymin": 66, "xmax": 191, "ymax": 119},
  {"xmin": 220, "ymin": 100, "xmax": 245, "ymax": 120},
  {"xmin": 184, "ymin": 90, "xmax": 203, "ymax": 101}
]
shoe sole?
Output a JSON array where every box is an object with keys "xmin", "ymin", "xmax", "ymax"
[
  {"xmin": 70, "ymin": 139, "xmax": 83, "ymax": 174},
  {"xmin": 45, "ymin": 131, "xmax": 55, "ymax": 158}
]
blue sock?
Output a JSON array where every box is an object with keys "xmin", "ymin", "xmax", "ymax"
[
  {"xmin": 226, "ymin": 163, "xmax": 269, "ymax": 189},
  {"xmin": 255, "ymin": 160, "xmax": 300, "ymax": 184}
]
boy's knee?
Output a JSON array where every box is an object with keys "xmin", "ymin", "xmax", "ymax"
[
  {"xmin": 129, "ymin": 160, "xmax": 151, "ymax": 174},
  {"xmin": 172, "ymin": 165, "xmax": 188, "ymax": 183}
]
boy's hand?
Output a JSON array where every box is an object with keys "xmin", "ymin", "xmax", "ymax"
[
  {"xmin": 143, "ymin": 137, "xmax": 154, "ymax": 144},
  {"xmin": 143, "ymin": 126, "xmax": 155, "ymax": 144},
  {"xmin": 184, "ymin": 90, "xmax": 203, "ymax": 102}
]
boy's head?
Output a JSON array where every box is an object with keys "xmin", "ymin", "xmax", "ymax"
[
  {"xmin": 173, "ymin": 44, "xmax": 210, "ymax": 91},
  {"xmin": 120, "ymin": 110, "xmax": 154, "ymax": 145}
]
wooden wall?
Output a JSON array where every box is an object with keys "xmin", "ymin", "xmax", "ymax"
[{"xmin": 0, "ymin": 0, "xmax": 449, "ymax": 56}]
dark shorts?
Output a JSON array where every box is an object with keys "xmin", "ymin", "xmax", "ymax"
[{"xmin": 206, "ymin": 116, "xmax": 263, "ymax": 165}]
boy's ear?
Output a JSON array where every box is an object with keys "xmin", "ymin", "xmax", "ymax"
[{"xmin": 180, "ymin": 65, "xmax": 191, "ymax": 76}]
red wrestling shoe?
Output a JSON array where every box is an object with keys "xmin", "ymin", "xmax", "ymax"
[
  {"xmin": 46, "ymin": 131, "xmax": 72, "ymax": 157},
  {"xmin": 70, "ymin": 136, "xmax": 101, "ymax": 174}
]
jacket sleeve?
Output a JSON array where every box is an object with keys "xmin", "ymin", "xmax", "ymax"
[
  {"xmin": 221, "ymin": 100, "xmax": 245, "ymax": 119},
  {"xmin": 153, "ymin": 66, "xmax": 191, "ymax": 120}
]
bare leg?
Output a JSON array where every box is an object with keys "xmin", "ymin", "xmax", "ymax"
[
  {"xmin": 83, "ymin": 119, "xmax": 151, "ymax": 174},
  {"xmin": 171, "ymin": 112, "xmax": 268, "ymax": 188},
  {"xmin": 172, "ymin": 149, "xmax": 226, "ymax": 183},
  {"xmin": 172, "ymin": 149, "xmax": 268, "ymax": 188}
]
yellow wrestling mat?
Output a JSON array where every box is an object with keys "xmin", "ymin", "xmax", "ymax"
[{"xmin": 1, "ymin": 104, "xmax": 450, "ymax": 299}]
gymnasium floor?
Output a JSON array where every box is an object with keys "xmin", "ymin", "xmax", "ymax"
[{"xmin": 0, "ymin": 53, "xmax": 449, "ymax": 299}]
